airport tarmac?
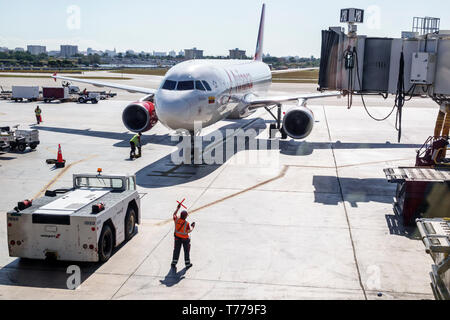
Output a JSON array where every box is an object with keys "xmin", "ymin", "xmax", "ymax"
[{"xmin": 0, "ymin": 72, "xmax": 439, "ymax": 300}]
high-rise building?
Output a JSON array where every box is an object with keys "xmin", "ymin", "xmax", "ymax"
[
  {"xmin": 229, "ymin": 48, "xmax": 246, "ymax": 59},
  {"xmin": 169, "ymin": 50, "xmax": 177, "ymax": 58},
  {"xmin": 27, "ymin": 45, "xmax": 47, "ymax": 55},
  {"xmin": 184, "ymin": 48, "xmax": 203, "ymax": 60},
  {"xmin": 178, "ymin": 50, "xmax": 185, "ymax": 57},
  {"xmin": 60, "ymin": 45, "xmax": 78, "ymax": 57},
  {"xmin": 14, "ymin": 47, "xmax": 25, "ymax": 52}
]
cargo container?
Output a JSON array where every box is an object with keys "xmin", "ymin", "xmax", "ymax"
[
  {"xmin": 11, "ymin": 86, "xmax": 40, "ymax": 102},
  {"xmin": 42, "ymin": 87, "xmax": 70, "ymax": 103}
]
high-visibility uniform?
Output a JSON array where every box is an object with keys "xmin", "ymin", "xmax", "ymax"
[
  {"xmin": 174, "ymin": 218, "xmax": 190, "ymax": 239},
  {"xmin": 130, "ymin": 134, "xmax": 140, "ymax": 146},
  {"xmin": 35, "ymin": 109, "xmax": 41, "ymax": 116},
  {"xmin": 172, "ymin": 218, "xmax": 191, "ymax": 266}
]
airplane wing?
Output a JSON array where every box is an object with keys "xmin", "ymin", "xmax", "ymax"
[
  {"xmin": 271, "ymin": 67, "xmax": 318, "ymax": 75},
  {"xmin": 243, "ymin": 92, "xmax": 341, "ymax": 108},
  {"xmin": 52, "ymin": 74, "xmax": 157, "ymax": 95}
]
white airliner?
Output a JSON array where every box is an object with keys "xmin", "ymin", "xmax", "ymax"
[{"xmin": 53, "ymin": 4, "xmax": 339, "ymax": 147}]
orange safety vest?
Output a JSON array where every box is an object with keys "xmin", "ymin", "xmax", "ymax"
[{"xmin": 174, "ymin": 218, "xmax": 189, "ymax": 239}]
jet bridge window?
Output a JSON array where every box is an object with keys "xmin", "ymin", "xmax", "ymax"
[
  {"xmin": 162, "ymin": 80, "xmax": 177, "ymax": 90},
  {"xmin": 202, "ymin": 81, "xmax": 212, "ymax": 91},
  {"xmin": 195, "ymin": 80, "xmax": 206, "ymax": 91},
  {"xmin": 177, "ymin": 81, "xmax": 194, "ymax": 91}
]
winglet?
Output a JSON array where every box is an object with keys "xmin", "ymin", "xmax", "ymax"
[
  {"xmin": 53, "ymin": 72, "xmax": 57, "ymax": 82},
  {"xmin": 254, "ymin": 3, "xmax": 266, "ymax": 62}
]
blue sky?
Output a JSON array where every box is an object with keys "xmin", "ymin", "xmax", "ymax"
[{"xmin": 0, "ymin": 0, "xmax": 448, "ymax": 57}]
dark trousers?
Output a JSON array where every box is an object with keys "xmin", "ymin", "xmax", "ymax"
[
  {"xmin": 36, "ymin": 115, "xmax": 41, "ymax": 124},
  {"xmin": 130, "ymin": 142, "xmax": 136, "ymax": 158},
  {"xmin": 172, "ymin": 236, "xmax": 191, "ymax": 266}
]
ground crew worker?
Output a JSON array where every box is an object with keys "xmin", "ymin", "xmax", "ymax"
[
  {"xmin": 34, "ymin": 106, "xmax": 42, "ymax": 125},
  {"xmin": 129, "ymin": 132, "xmax": 142, "ymax": 159},
  {"xmin": 171, "ymin": 203, "xmax": 195, "ymax": 270}
]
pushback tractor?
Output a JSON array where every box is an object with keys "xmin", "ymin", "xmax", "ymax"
[{"xmin": 7, "ymin": 170, "xmax": 141, "ymax": 263}]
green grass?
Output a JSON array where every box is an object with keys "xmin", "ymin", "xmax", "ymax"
[
  {"xmin": 106, "ymin": 67, "xmax": 319, "ymax": 83},
  {"xmin": 0, "ymin": 74, "xmax": 131, "ymax": 80},
  {"xmin": 0, "ymin": 70, "xmax": 83, "ymax": 74},
  {"xmin": 272, "ymin": 79, "xmax": 318, "ymax": 84},
  {"xmin": 109, "ymin": 68, "xmax": 168, "ymax": 76},
  {"xmin": 272, "ymin": 69, "xmax": 318, "ymax": 84}
]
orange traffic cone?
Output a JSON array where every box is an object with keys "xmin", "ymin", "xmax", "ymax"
[{"xmin": 55, "ymin": 144, "xmax": 66, "ymax": 168}]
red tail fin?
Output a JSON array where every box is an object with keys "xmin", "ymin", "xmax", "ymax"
[{"xmin": 254, "ymin": 4, "xmax": 266, "ymax": 61}]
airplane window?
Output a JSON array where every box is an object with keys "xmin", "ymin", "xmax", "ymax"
[
  {"xmin": 195, "ymin": 81, "xmax": 206, "ymax": 91},
  {"xmin": 177, "ymin": 81, "xmax": 194, "ymax": 91},
  {"xmin": 202, "ymin": 81, "xmax": 212, "ymax": 91},
  {"xmin": 162, "ymin": 80, "xmax": 177, "ymax": 90}
]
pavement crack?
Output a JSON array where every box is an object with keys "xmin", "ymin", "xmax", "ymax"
[{"xmin": 323, "ymin": 105, "xmax": 368, "ymax": 300}]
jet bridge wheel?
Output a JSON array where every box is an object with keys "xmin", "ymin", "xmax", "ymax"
[
  {"xmin": 98, "ymin": 224, "xmax": 114, "ymax": 263},
  {"xmin": 125, "ymin": 207, "xmax": 137, "ymax": 241}
]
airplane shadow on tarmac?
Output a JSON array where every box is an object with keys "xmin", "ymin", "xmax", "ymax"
[{"xmin": 32, "ymin": 121, "xmax": 422, "ymax": 190}]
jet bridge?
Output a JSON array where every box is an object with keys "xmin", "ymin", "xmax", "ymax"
[{"xmin": 319, "ymin": 12, "xmax": 450, "ymax": 142}]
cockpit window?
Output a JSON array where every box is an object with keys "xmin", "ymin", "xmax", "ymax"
[
  {"xmin": 202, "ymin": 81, "xmax": 212, "ymax": 91},
  {"xmin": 195, "ymin": 81, "xmax": 206, "ymax": 91},
  {"xmin": 162, "ymin": 80, "xmax": 177, "ymax": 90},
  {"xmin": 177, "ymin": 81, "xmax": 194, "ymax": 91}
]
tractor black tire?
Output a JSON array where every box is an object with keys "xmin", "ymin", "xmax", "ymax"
[
  {"xmin": 92, "ymin": 99, "xmax": 98, "ymax": 104},
  {"xmin": 30, "ymin": 143, "xmax": 38, "ymax": 150},
  {"xmin": 98, "ymin": 224, "xmax": 114, "ymax": 263},
  {"xmin": 78, "ymin": 97, "xmax": 85, "ymax": 104},
  {"xmin": 124, "ymin": 207, "xmax": 137, "ymax": 241},
  {"xmin": 17, "ymin": 144, "xmax": 27, "ymax": 152}
]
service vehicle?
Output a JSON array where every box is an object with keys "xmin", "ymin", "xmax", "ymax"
[
  {"xmin": 78, "ymin": 92, "xmax": 100, "ymax": 104},
  {"xmin": 7, "ymin": 171, "xmax": 141, "ymax": 263},
  {"xmin": 9, "ymin": 125, "xmax": 40, "ymax": 152},
  {"xmin": 0, "ymin": 86, "xmax": 12, "ymax": 100},
  {"xmin": 42, "ymin": 87, "xmax": 70, "ymax": 103},
  {"xmin": 0, "ymin": 125, "xmax": 39, "ymax": 152},
  {"xmin": 0, "ymin": 127, "xmax": 14, "ymax": 151},
  {"xmin": 11, "ymin": 86, "xmax": 40, "ymax": 102}
]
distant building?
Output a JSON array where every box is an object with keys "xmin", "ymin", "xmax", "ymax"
[
  {"xmin": 169, "ymin": 50, "xmax": 177, "ymax": 58},
  {"xmin": 229, "ymin": 48, "xmax": 246, "ymax": 59},
  {"xmin": 0, "ymin": 47, "xmax": 9, "ymax": 52},
  {"xmin": 27, "ymin": 45, "xmax": 46, "ymax": 55},
  {"xmin": 184, "ymin": 48, "xmax": 203, "ymax": 60},
  {"xmin": 178, "ymin": 50, "xmax": 185, "ymax": 57},
  {"xmin": 153, "ymin": 51, "xmax": 167, "ymax": 57},
  {"xmin": 48, "ymin": 51, "xmax": 60, "ymax": 57},
  {"xmin": 105, "ymin": 49, "xmax": 117, "ymax": 57},
  {"xmin": 60, "ymin": 45, "xmax": 78, "ymax": 57},
  {"xmin": 14, "ymin": 47, "xmax": 25, "ymax": 52}
]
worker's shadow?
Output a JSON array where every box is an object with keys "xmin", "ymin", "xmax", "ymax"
[{"xmin": 159, "ymin": 267, "xmax": 187, "ymax": 287}]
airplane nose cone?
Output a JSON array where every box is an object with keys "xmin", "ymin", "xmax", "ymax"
[{"xmin": 155, "ymin": 91, "xmax": 196, "ymax": 131}]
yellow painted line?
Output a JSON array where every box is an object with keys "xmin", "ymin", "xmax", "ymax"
[
  {"xmin": 153, "ymin": 165, "xmax": 289, "ymax": 226},
  {"xmin": 152, "ymin": 157, "xmax": 415, "ymax": 227},
  {"xmin": 32, "ymin": 155, "xmax": 98, "ymax": 200}
]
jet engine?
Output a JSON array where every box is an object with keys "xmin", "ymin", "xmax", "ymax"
[
  {"xmin": 122, "ymin": 101, "xmax": 158, "ymax": 133},
  {"xmin": 282, "ymin": 105, "xmax": 315, "ymax": 140}
]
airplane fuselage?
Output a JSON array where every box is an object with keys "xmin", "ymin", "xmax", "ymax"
[{"xmin": 154, "ymin": 59, "xmax": 272, "ymax": 133}]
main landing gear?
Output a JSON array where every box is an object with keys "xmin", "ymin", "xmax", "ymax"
[{"xmin": 266, "ymin": 104, "xmax": 287, "ymax": 139}]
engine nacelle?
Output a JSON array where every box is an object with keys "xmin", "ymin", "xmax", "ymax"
[
  {"xmin": 122, "ymin": 101, "xmax": 158, "ymax": 133},
  {"xmin": 282, "ymin": 106, "xmax": 315, "ymax": 140}
]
